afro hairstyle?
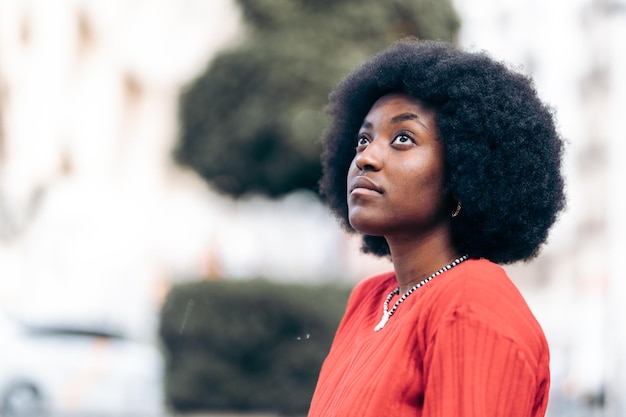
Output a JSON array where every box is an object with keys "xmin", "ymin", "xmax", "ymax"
[{"xmin": 318, "ymin": 38, "xmax": 566, "ymax": 264}]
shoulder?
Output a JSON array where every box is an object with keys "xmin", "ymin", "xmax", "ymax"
[
  {"xmin": 346, "ymin": 271, "xmax": 396, "ymax": 309},
  {"xmin": 435, "ymin": 258, "xmax": 527, "ymax": 308},
  {"xmin": 353, "ymin": 270, "xmax": 397, "ymax": 292},
  {"xmin": 329, "ymin": 271, "xmax": 396, "ymax": 340},
  {"xmin": 427, "ymin": 258, "xmax": 548, "ymax": 354}
]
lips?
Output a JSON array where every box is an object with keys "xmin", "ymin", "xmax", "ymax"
[{"xmin": 349, "ymin": 176, "xmax": 383, "ymax": 194}]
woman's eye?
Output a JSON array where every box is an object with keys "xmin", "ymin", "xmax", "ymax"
[
  {"xmin": 393, "ymin": 134, "xmax": 413, "ymax": 145},
  {"xmin": 356, "ymin": 136, "xmax": 370, "ymax": 147}
]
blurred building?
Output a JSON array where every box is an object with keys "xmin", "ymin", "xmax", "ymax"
[
  {"xmin": 0, "ymin": 0, "xmax": 625, "ymax": 415},
  {"xmin": 0, "ymin": 0, "xmax": 244, "ymax": 336}
]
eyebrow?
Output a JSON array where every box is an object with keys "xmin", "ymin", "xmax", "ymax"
[{"xmin": 391, "ymin": 112, "xmax": 429, "ymax": 129}]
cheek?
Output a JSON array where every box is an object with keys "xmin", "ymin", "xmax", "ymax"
[
  {"xmin": 345, "ymin": 160, "xmax": 358, "ymax": 195},
  {"xmin": 402, "ymin": 164, "xmax": 446, "ymax": 209},
  {"xmin": 346, "ymin": 159, "xmax": 357, "ymax": 180}
]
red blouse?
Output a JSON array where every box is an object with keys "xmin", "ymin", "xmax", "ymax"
[{"xmin": 308, "ymin": 259, "xmax": 550, "ymax": 417}]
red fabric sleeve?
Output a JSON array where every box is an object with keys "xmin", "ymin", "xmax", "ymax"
[{"xmin": 423, "ymin": 306, "xmax": 549, "ymax": 417}]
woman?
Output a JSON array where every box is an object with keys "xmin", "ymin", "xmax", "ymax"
[{"xmin": 308, "ymin": 39, "xmax": 565, "ymax": 417}]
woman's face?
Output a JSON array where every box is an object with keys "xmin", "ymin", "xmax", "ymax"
[{"xmin": 347, "ymin": 93, "xmax": 449, "ymax": 238}]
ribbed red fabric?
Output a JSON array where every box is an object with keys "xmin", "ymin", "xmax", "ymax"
[{"xmin": 308, "ymin": 259, "xmax": 549, "ymax": 417}]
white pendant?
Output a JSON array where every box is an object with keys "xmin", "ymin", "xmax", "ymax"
[{"xmin": 374, "ymin": 312, "xmax": 390, "ymax": 331}]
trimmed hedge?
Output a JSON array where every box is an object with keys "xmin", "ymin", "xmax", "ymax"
[{"xmin": 158, "ymin": 279, "xmax": 351, "ymax": 416}]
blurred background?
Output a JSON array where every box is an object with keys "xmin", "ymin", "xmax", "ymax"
[{"xmin": 0, "ymin": 0, "xmax": 624, "ymax": 416}]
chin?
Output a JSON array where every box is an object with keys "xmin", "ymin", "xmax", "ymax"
[{"xmin": 348, "ymin": 219, "xmax": 386, "ymax": 237}]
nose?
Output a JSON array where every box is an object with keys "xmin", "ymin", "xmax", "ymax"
[{"xmin": 354, "ymin": 140, "xmax": 383, "ymax": 171}]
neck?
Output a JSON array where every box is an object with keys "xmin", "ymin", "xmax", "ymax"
[{"xmin": 386, "ymin": 227, "xmax": 460, "ymax": 294}]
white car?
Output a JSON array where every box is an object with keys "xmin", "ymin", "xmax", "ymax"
[{"xmin": 0, "ymin": 310, "xmax": 165, "ymax": 417}]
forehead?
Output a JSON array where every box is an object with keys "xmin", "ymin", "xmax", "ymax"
[{"xmin": 364, "ymin": 93, "xmax": 435, "ymax": 123}]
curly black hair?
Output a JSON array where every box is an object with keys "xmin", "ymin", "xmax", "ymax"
[{"xmin": 319, "ymin": 39, "xmax": 566, "ymax": 264}]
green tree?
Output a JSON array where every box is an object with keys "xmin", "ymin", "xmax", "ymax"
[{"xmin": 175, "ymin": 0, "xmax": 459, "ymax": 197}]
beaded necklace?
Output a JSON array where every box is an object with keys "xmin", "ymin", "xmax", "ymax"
[{"xmin": 374, "ymin": 255, "xmax": 469, "ymax": 331}]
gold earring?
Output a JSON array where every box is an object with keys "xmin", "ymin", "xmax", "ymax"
[{"xmin": 451, "ymin": 201, "xmax": 461, "ymax": 218}]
